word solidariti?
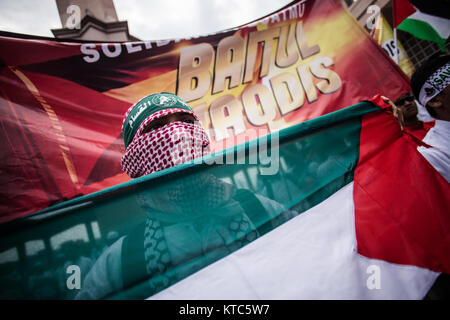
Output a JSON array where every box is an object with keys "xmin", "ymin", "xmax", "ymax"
[{"xmin": 79, "ymin": 1, "xmax": 306, "ymax": 64}]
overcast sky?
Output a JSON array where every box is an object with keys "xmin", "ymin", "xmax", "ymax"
[{"xmin": 0, "ymin": 0, "xmax": 294, "ymax": 40}]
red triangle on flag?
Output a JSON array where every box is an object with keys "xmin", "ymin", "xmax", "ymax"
[{"xmin": 392, "ymin": 0, "xmax": 416, "ymax": 27}]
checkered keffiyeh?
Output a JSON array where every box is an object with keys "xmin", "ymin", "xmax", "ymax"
[{"xmin": 121, "ymin": 109, "xmax": 210, "ymax": 178}]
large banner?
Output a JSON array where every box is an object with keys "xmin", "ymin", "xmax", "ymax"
[{"xmin": 0, "ymin": 0, "xmax": 410, "ymax": 222}]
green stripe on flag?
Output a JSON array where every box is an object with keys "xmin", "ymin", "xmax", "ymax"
[
  {"xmin": 398, "ymin": 18, "xmax": 447, "ymax": 51},
  {"xmin": 0, "ymin": 101, "xmax": 380, "ymax": 300}
]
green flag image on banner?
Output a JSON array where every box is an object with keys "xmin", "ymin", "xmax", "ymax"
[{"xmin": 0, "ymin": 100, "xmax": 449, "ymax": 299}]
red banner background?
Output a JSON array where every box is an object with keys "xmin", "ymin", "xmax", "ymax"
[{"xmin": 0, "ymin": 0, "xmax": 410, "ymax": 222}]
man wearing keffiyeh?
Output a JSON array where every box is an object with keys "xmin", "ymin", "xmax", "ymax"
[
  {"xmin": 76, "ymin": 93, "xmax": 289, "ymax": 299},
  {"xmin": 410, "ymin": 53, "xmax": 450, "ymax": 183},
  {"xmin": 121, "ymin": 92, "xmax": 210, "ymax": 178}
]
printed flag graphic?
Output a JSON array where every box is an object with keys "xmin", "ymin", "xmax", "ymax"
[
  {"xmin": 0, "ymin": 100, "xmax": 448, "ymax": 299},
  {"xmin": 0, "ymin": 0, "xmax": 411, "ymax": 222}
]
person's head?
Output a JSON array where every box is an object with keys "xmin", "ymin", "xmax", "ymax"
[
  {"xmin": 121, "ymin": 92, "xmax": 210, "ymax": 178},
  {"xmin": 410, "ymin": 53, "xmax": 450, "ymax": 121},
  {"xmin": 393, "ymin": 92, "xmax": 419, "ymax": 126}
]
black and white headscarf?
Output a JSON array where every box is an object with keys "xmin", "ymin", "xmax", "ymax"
[{"xmin": 418, "ymin": 62, "xmax": 450, "ymax": 107}]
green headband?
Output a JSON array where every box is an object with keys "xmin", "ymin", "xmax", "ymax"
[{"xmin": 122, "ymin": 92, "xmax": 193, "ymax": 149}]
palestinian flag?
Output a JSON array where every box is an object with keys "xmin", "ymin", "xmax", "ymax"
[
  {"xmin": 0, "ymin": 99, "xmax": 448, "ymax": 300},
  {"xmin": 393, "ymin": 0, "xmax": 450, "ymax": 51}
]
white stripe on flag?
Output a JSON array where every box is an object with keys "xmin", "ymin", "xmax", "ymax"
[
  {"xmin": 149, "ymin": 183, "xmax": 439, "ymax": 299},
  {"xmin": 409, "ymin": 10, "xmax": 450, "ymax": 39}
]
